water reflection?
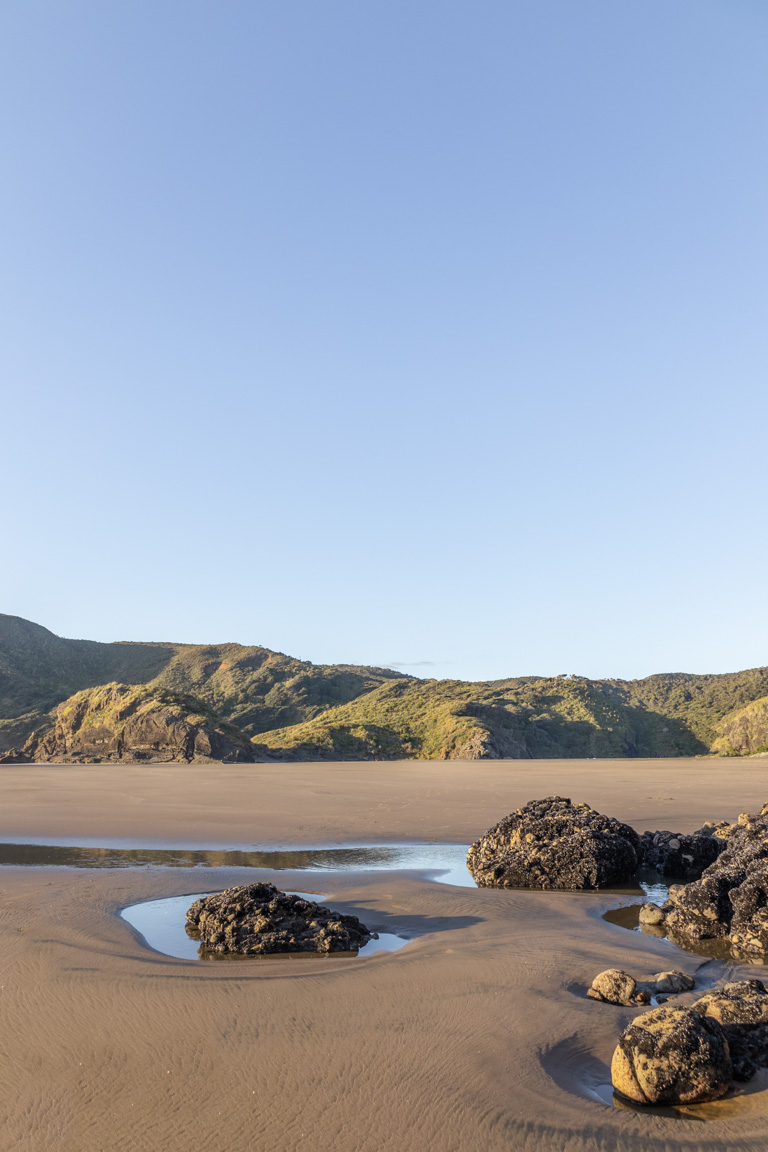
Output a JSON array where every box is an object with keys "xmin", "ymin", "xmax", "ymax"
[
  {"xmin": 604, "ymin": 901, "xmax": 768, "ymax": 966},
  {"xmin": 0, "ymin": 840, "xmax": 473, "ymax": 881}
]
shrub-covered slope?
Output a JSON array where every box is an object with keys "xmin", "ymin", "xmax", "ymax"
[
  {"xmin": 0, "ymin": 614, "xmax": 403, "ymax": 751},
  {"xmin": 25, "ymin": 683, "xmax": 254, "ymax": 763},
  {"xmin": 711, "ymin": 695, "xmax": 768, "ymax": 757},
  {"xmin": 3, "ymin": 613, "xmax": 768, "ymax": 760}
]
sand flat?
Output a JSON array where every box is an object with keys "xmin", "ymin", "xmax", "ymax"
[{"xmin": 1, "ymin": 758, "xmax": 767, "ymax": 1151}]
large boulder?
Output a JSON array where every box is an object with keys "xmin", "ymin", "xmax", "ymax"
[
  {"xmin": 692, "ymin": 980, "xmax": 768, "ymax": 1081},
  {"xmin": 611, "ymin": 1006, "xmax": 732, "ymax": 1105},
  {"xmin": 24, "ymin": 683, "xmax": 254, "ymax": 764},
  {"xmin": 466, "ymin": 796, "xmax": 641, "ymax": 889},
  {"xmin": 639, "ymin": 827, "xmax": 724, "ymax": 879},
  {"xmin": 185, "ymin": 882, "xmax": 377, "ymax": 955},
  {"xmin": 640, "ymin": 802, "xmax": 768, "ymax": 957}
]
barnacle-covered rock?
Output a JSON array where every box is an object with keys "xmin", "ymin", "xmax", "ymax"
[
  {"xmin": 611, "ymin": 1006, "xmax": 732, "ymax": 1105},
  {"xmin": 185, "ymin": 883, "xmax": 377, "ymax": 955},
  {"xmin": 466, "ymin": 796, "xmax": 640, "ymax": 889}
]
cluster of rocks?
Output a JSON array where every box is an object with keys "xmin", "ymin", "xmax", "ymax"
[
  {"xmin": 640, "ymin": 803, "xmax": 768, "ymax": 958},
  {"xmin": 465, "ymin": 795, "xmax": 733, "ymax": 892},
  {"xmin": 611, "ymin": 980, "xmax": 768, "ymax": 1105},
  {"xmin": 638, "ymin": 825, "xmax": 726, "ymax": 878},
  {"xmin": 466, "ymin": 796, "xmax": 642, "ymax": 890},
  {"xmin": 587, "ymin": 967, "xmax": 694, "ymax": 1006},
  {"xmin": 185, "ymin": 882, "xmax": 377, "ymax": 955}
]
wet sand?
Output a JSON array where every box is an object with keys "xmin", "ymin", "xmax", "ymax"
[{"xmin": 1, "ymin": 757, "xmax": 767, "ymax": 1151}]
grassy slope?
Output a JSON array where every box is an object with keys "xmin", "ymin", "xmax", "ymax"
[
  {"xmin": 0, "ymin": 614, "xmax": 403, "ymax": 750},
  {"xmin": 711, "ymin": 694, "xmax": 768, "ymax": 756},
  {"xmin": 3, "ymin": 614, "xmax": 768, "ymax": 759}
]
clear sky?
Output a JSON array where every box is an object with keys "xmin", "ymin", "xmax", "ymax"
[{"xmin": 2, "ymin": 1, "xmax": 767, "ymax": 682}]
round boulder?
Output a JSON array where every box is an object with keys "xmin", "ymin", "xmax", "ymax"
[
  {"xmin": 185, "ymin": 882, "xmax": 377, "ymax": 955},
  {"xmin": 611, "ymin": 1006, "xmax": 732, "ymax": 1105},
  {"xmin": 587, "ymin": 969, "xmax": 649, "ymax": 1006}
]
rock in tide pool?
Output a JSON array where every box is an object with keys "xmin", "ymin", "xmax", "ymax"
[
  {"xmin": 466, "ymin": 796, "xmax": 641, "ymax": 889},
  {"xmin": 641, "ymin": 800, "xmax": 768, "ymax": 956},
  {"xmin": 587, "ymin": 969, "xmax": 649, "ymax": 1006},
  {"xmin": 611, "ymin": 1006, "xmax": 732, "ymax": 1106},
  {"xmin": 185, "ymin": 883, "xmax": 377, "ymax": 955}
]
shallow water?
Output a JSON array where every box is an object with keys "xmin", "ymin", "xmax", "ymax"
[
  {"xmin": 0, "ymin": 840, "xmax": 476, "ymax": 884},
  {"xmin": 604, "ymin": 901, "xmax": 768, "ymax": 966},
  {"xmin": 0, "ymin": 840, "xmax": 670, "ymax": 897},
  {"xmin": 121, "ymin": 892, "xmax": 410, "ymax": 961},
  {"xmin": 542, "ymin": 1034, "xmax": 768, "ymax": 1119}
]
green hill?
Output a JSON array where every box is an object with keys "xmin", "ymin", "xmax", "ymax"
[{"xmin": 2, "ymin": 613, "xmax": 768, "ymax": 761}]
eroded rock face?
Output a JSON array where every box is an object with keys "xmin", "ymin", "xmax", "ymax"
[
  {"xmin": 693, "ymin": 980, "xmax": 768, "ymax": 1081},
  {"xmin": 185, "ymin": 883, "xmax": 377, "ymax": 955},
  {"xmin": 24, "ymin": 683, "xmax": 254, "ymax": 764},
  {"xmin": 611, "ymin": 1006, "xmax": 732, "ymax": 1105},
  {"xmin": 0, "ymin": 748, "xmax": 31, "ymax": 764},
  {"xmin": 640, "ymin": 802, "xmax": 768, "ymax": 957},
  {"xmin": 639, "ymin": 827, "xmax": 724, "ymax": 879},
  {"xmin": 466, "ymin": 796, "xmax": 641, "ymax": 889}
]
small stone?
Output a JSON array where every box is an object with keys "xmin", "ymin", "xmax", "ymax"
[
  {"xmin": 588, "ymin": 969, "xmax": 638, "ymax": 1005},
  {"xmin": 649, "ymin": 970, "xmax": 695, "ymax": 995}
]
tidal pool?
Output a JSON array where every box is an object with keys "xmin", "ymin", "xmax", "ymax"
[
  {"xmin": 0, "ymin": 839, "xmax": 475, "ymax": 884},
  {"xmin": 121, "ymin": 891, "xmax": 410, "ymax": 961},
  {"xmin": 604, "ymin": 878, "xmax": 768, "ymax": 966}
]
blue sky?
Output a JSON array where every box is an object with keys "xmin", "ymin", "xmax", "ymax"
[{"xmin": 2, "ymin": 1, "xmax": 767, "ymax": 681}]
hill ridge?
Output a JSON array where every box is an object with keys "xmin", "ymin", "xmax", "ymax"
[{"xmin": 2, "ymin": 614, "xmax": 767, "ymax": 760}]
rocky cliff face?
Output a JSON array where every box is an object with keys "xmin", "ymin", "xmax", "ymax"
[
  {"xmin": 24, "ymin": 683, "xmax": 255, "ymax": 764},
  {"xmin": 712, "ymin": 696, "xmax": 768, "ymax": 756}
]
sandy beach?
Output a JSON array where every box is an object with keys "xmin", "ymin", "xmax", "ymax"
[{"xmin": 1, "ymin": 757, "xmax": 768, "ymax": 1151}]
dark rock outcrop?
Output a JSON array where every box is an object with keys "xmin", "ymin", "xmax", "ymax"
[
  {"xmin": 692, "ymin": 980, "xmax": 768, "ymax": 1081},
  {"xmin": 24, "ymin": 683, "xmax": 254, "ymax": 764},
  {"xmin": 639, "ymin": 827, "xmax": 725, "ymax": 879},
  {"xmin": 611, "ymin": 1006, "xmax": 732, "ymax": 1105},
  {"xmin": 640, "ymin": 802, "xmax": 768, "ymax": 957},
  {"xmin": 185, "ymin": 883, "xmax": 377, "ymax": 955},
  {"xmin": 0, "ymin": 748, "xmax": 31, "ymax": 764},
  {"xmin": 466, "ymin": 796, "xmax": 641, "ymax": 889},
  {"xmin": 712, "ymin": 695, "xmax": 768, "ymax": 757}
]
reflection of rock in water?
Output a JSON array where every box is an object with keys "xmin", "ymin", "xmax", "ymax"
[
  {"xmin": 466, "ymin": 796, "xmax": 641, "ymax": 889},
  {"xmin": 640, "ymin": 801, "xmax": 768, "ymax": 959},
  {"xmin": 185, "ymin": 882, "xmax": 377, "ymax": 955}
]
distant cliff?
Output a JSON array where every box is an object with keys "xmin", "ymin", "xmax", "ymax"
[
  {"xmin": 2, "ymin": 613, "xmax": 768, "ymax": 762},
  {"xmin": 23, "ymin": 683, "xmax": 254, "ymax": 763},
  {"xmin": 711, "ymin": 695, "xmax": 768, "ymax": 757}
]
